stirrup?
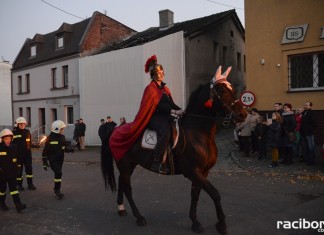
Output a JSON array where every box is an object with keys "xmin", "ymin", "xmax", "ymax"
[{"xmin": 159, "ymin": 162, "xmax": 170, "ymax": 174}]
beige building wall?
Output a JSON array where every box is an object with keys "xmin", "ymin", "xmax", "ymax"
[{"xmin": 245, "ymin": 0, "xmax": 324, "ymax": 111}]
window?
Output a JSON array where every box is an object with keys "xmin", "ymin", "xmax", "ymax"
[
  {"xmin": 52, "ymin": 68, "xmax": 57, "ymax": 88},
  {"xmin": 26, "ymin": 107, "xmax": 31, "ymax": 126},
  {"xmin": 19, "ymin": 107, "xmax": 23, "ymax": 117},
  {"xmin": 288, "ymin": 52, "xmax": 324, "ymax": 90},
  {"xmin": 51, "ymin": 109, "xmax": 57, "ymax": 124},
  {"xmin": 18, "ymin": 76, "xmax": 22, "ymax": 93},
  {"xmin": 31, "ymin": 45, "xmax": 36, "ymax": 57},
  {"xmin": 26, "ymin": 74, "xmax": 30, "ymax": 92},
  {"xmin": 237, "ymin": 52, "xmax": 241, "ymax": 71},
  {"xmin": 66, "ymin": 106, "xmax": 74, "ymax": 124},
  {"xmin": 222, "ymin": 46, "xmax": 228, "ymax": 66},
  {"xmin": 57, "ymin": 36, "xmax": 64, "ymax": 49},
  {"xmin": 213, "ymin": 42, "xmax": 219, "ymax": 63},
  {"xmin": 62, "ymin": 65, "xmax": 68, "ymax": 87}
]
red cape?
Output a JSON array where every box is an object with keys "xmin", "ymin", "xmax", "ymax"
[{"xmin": 109, "ymin": 81, "xmax": 171, "ymax": 161}]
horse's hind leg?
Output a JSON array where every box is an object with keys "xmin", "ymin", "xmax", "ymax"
[
  {"xmin": 117, "ymin": 175, "xmax": 127, "ymax": 216},
  {"xmin": 190, "ymin": 182, "xmax": 204, "ymax": 233},
  {"xmin": 119, "ymin": 169, "xmax": 147, "ymax": 226},
  {"xmin": 191, "ymin": 170, "xmax": 227, "ymax": 235}
]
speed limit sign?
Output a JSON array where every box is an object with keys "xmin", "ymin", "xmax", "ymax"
[{"xmin": 240, "ymin": 91, "xmax": 256, "ymax": 106}]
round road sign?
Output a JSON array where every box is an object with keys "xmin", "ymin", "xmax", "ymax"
[{"xmin": 240, "ymin": 91, "xmax": 256, "ymax": 106}]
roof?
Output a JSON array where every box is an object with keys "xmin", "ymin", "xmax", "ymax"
[
  {"xmin": 12, "ymin": 18, "xmax": 91, "ymax": 70},
  {"xmin": 100, "ymin": 9, "xmax": 244, "ymax": 53}
]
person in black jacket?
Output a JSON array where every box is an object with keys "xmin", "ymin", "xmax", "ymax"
[
  {"xmin": 0, "ymin": 129, "xmax": 27, "ymax": 212},
  {"xmin": 12, "ymin": 116, "xmax": 36, "ymax": 190},
  {"xmin": 281, "ymin": 103, "xmax": 297, "ymax": 165},
  {"xmin": 254, "ymin": 116, "xmax": 268, "ymax": 160},
  {"xmin": 42, "ymin": 120, "xmax": 67, "ymax": 199},
  {"xmin": 300, "ymin": 101, "xmax": 316, "ymax": 165},
  {"xmin": 78, "ymin": 118, "xmax": 86, "ymax": 150}
]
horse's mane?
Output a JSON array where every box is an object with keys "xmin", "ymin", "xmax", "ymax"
[{"xmin": 185, "ymin": 83, "xmax": 210, "ymax": 114}]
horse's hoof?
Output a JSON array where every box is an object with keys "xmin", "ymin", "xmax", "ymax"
[
  {"xmin": 136, "ymin": 218, "xmax": 147, "ymax": 226},
  {"xmin": 192, "ymin": 223, "xmax": 204, "ymax": 233},
  {"xmin": 118, "ymin": 209, "xmax": 127, "ymax": 216},
  {"xmin": 216, "ymin": 222, "xmax": 227, "ymax": 235}
]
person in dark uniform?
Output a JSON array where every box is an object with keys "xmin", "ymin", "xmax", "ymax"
[
  {"xmin": 42, "ymin": 120, "xmax": 67, "ymax": 200},
  {"xmin": 0, "ymin": 129, "xmax": 27, "ymax": 212},
  {"xmin": 12, "ymin": 117, "xmax": 36, "ymax": 190}
]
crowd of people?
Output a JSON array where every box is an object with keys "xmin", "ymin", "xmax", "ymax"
[{"xmin": 235, "ymin": 101, "xmax": 317, "ymax": 168}]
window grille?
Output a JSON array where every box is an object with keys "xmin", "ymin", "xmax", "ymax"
[{"xmin": 288, "ymin": 52, "xmax": 324, "ymax": 90}]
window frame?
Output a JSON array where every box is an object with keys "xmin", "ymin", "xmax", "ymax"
[
  {"xmin": 288, "ymin": 51, "xmax": 324, "ymax": 91},
  {"xmin": 18, "ymin": 75, "xmax": 22, "ymax": 94},
  {"xmin": 26, "ymin": 74, "xmax": 30, "ymax": 92},
  {"xmin": 51, "ymin": 68, "xmax": 57, "ymax": 89},
  {"xmin": 56, "ymin": 35, "xmax": 64, "ymax": 49},
  {"xmin": 62, "ymin": 65, "xmax": 68, "ymax": 88},
  {"xmin": 65, "ymin": 106, "xmax": 74, "ymax": 125}
]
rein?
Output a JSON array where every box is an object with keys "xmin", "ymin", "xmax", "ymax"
[{"xmin": 184, "ymin": 112, "xmax": 234, "ymax": 126}]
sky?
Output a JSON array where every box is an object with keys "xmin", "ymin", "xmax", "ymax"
[{"xmin": 0, "ymin": 0, "xmax": 244, "ymax": 63}]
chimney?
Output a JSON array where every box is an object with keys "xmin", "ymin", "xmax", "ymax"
[{"xmin": 159, "ymin": 9, "xmax": 174, "ymax": 29}]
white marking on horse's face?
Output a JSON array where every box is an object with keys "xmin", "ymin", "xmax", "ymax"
[{"xmin": 222, "ymin": 81, "xmax": 233, "ymax": 92}]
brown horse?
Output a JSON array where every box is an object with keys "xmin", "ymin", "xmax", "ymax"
[{"xmin": 101, "ymin": 66, "xmax": 247, "ymax": 234}]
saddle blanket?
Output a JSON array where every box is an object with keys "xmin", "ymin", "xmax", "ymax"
[{"xmin": 141, "ymin": 120, "xmax": 179, "ymax": 150}]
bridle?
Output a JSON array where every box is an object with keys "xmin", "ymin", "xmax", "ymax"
[
  {"xmin": 183, "ymin": 76, "xmax": 242, "ymax": 126},
  {"xmin": 209, "ymin": 78, "xmax": 240, "ymax": 126}
]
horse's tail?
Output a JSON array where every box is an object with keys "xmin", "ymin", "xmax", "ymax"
[{"xmin": 100, "ymin": 138, "xmax": 117, "ymax": 192}]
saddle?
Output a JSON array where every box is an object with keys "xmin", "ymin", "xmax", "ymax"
[{"xmin": 141, "ymin": 120, "xmax": 179, "ymax": 174}]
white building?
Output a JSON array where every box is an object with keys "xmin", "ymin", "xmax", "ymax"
[{"xmin": 0, "ymin": 61, "xmax": 12, "ymax": 127}]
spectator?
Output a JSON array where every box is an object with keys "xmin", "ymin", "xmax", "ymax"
[
  {"xmin": 272, "ymin": 102, "xmax": 284, "ymax": 161},
  {"xmin": 119, "ymin": 117, "xmax": 127, "ymax": 126},
  {"xmin": 281, "ymin": 103, "xmax": 296, "ymax": 165},
  {"xmin": 267, "ymin": 112, "xmax": 283, "ymax": 168},
  {"xmin": 273, "ymin": 102, "xmax": 283, "ymax": 116},
  {"xmin": 294, "ymin": 107, "xmax": 304, "ymax": 160},
  {"xmin": 73, "ymin": 120, "xmax": 80, "ymax": 150},
  {"xmin": 235, "ymin": 111, "xmax": 252, "ymax": 157},
  {"xmin": 300, "ymin": 101, "xmax": 316, "ymax": 165},
  {"xmin": 78, "ymin": 118, "xmax": 86, "ymax": 150},
  {"xmin": 254, "ymin": 116, "xmax": 268, "ymax": 160},
  {"xmin": 250, "ymin": 108, "xmax": 260, "ymax": 154},
  {"xmin": 99, "ymin": 116, "xmax": 117, "ymax": 173}
]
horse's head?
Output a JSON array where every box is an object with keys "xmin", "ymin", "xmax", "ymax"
[{"xmin": 207, "ymin": 66, "xmax": 247, "ymax": 124}]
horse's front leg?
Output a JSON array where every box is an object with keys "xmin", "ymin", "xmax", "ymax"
[
  {"xmin": 119, "ymin": 168, "xmax": 147, "ymax": 226},
  {"xmin": 117, "ymin": 175, "xmax": 127, "ymax": 216},
  {"xmin": 190, "ymin": 182, "xmax": 204, "ymax": 233},
  {"xmin": 191, "ymin": 169, "xmax": 227, "ymax": 235}
]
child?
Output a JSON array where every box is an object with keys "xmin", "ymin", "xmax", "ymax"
[
  {"xmin": 267, "ymin": 112, "xmax": 283, "ymax": 168},
  {"xmin": 0, "ymin": 129, "xmax": 27, "ymax": 212},
  {"xmin": 42, "ymin": 120, "xmax": 67, "ymax": 199},
  {"xmin": 254, "ymin": 116, "xmax": 268, "ymax": 160}
]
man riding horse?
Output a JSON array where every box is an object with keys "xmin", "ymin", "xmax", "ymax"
[{"xmin": 109, "ymin": 55, "xmax": 183, "ymax": 174}]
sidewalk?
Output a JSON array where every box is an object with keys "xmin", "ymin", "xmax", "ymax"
[{"xmin": 215, "ymin": 127, "xmax": 324, "ymax": 181}]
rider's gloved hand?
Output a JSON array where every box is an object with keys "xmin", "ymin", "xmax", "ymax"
[{"xmin": 171, "ymin": 109, "xmax": 185, "ymax": 116}]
